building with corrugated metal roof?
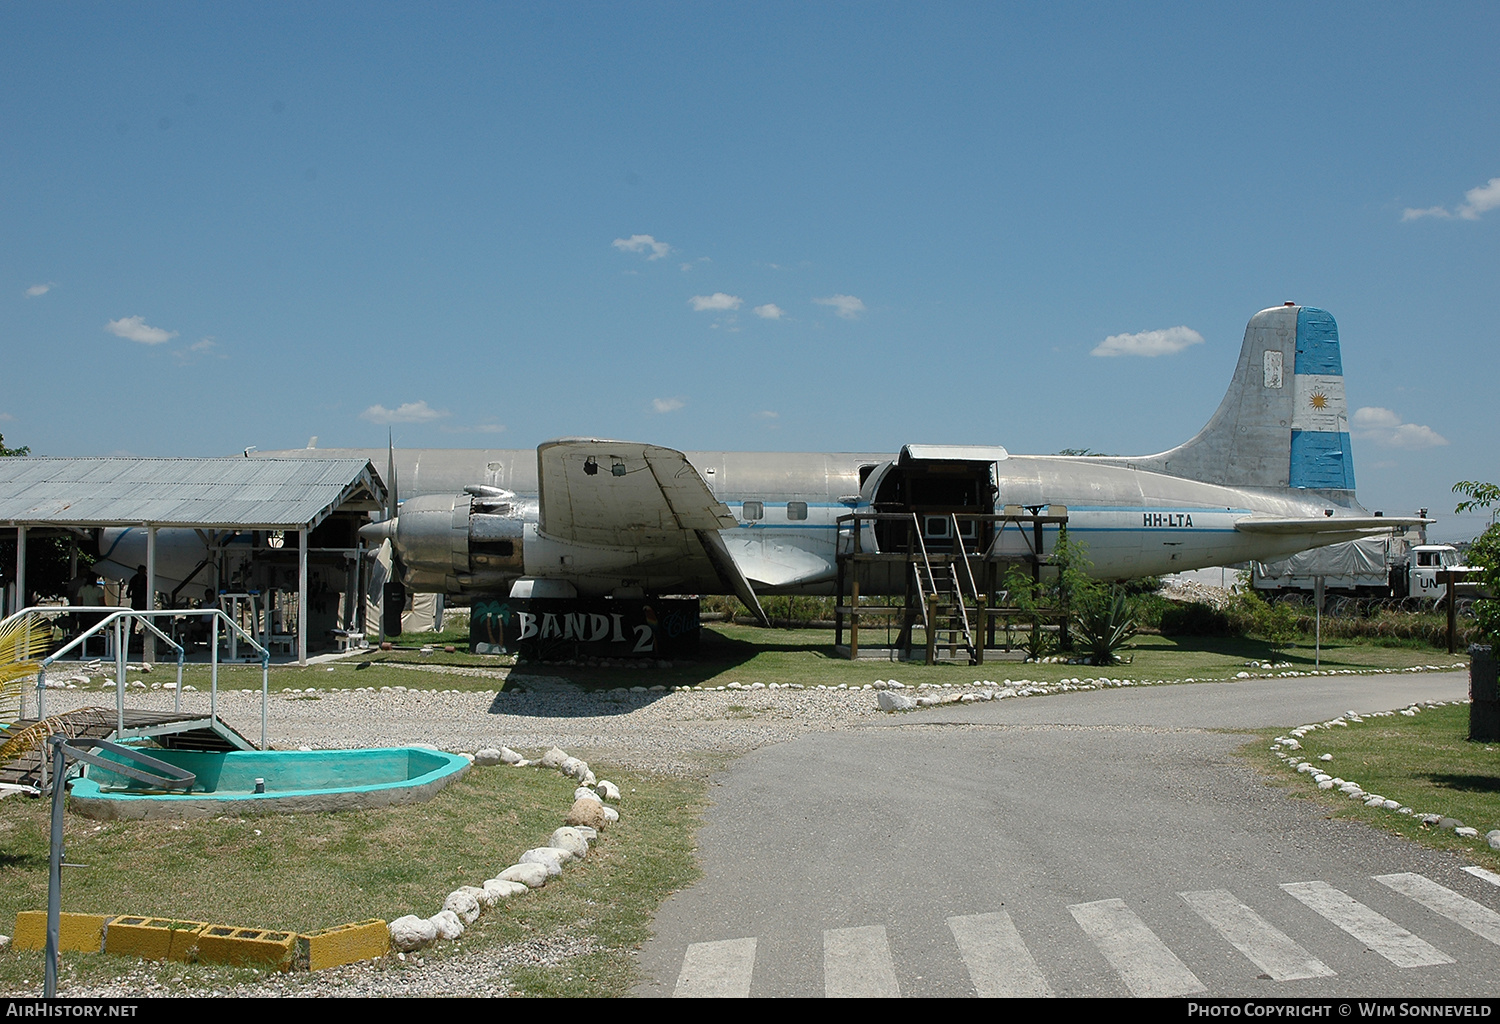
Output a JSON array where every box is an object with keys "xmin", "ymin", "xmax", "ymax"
[{"xmin": 0, "ymin": 457, "xmax": 386, "ymax": 664}]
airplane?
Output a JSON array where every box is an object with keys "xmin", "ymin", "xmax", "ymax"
[{"xmin": 99, "ymin": 303, "xmax": 1424, "ymax": 628}]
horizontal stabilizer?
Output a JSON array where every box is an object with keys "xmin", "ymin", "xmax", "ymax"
[{"xmin": 1234, "ymin": 515, "xmax": 1429, "ymax": 535}]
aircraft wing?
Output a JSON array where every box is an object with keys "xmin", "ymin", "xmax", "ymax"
[
  {"xmin": 1233, "ymin": 515, "xmax": 1430, "ymax": 535},
  {"xmin": 716, "ymin": 532, "xmax": 836, "ymax": 589},
  {"xmin": 537, "ymin": 438, "xmax": 738, "ymax": 545},
  {"xmin": 537, "ymin": 438, "xmax": 771, "ymax": 625}
]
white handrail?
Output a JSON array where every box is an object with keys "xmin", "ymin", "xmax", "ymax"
[
  {"xmin": 912, "ymin": 514, "xmax": 939, "ymax": 596},
  {"xmin": 3, "ymin": 605, "xmax": 272, "ymax": 750}
]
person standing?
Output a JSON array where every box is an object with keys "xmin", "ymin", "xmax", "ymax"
[{"xmin": 127, "ymin": 564, "xmax": 150, "ymax": 651}]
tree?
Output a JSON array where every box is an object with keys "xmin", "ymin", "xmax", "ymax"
[
  {"xmin": 0, "ymin": 434, "xmax": 28, "ymax": 458},
  {"xmin": 1245, "ymin": 590, "xmax": 1300, "ymax": 662},
  {"xmin": 1454, "ymin": 481, "xmax": 1500, "ymax": 647}
]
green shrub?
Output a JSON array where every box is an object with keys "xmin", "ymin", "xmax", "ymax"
[
  {"xmin": 1074, "ymin": 587, "xmax": 1137, "ymax": 666},
  {"xmin": 1126, "ymin": 593, "xmax": 1172, "ymax": 630},
  {"xmin": 1158, "ymin": 601, "xmax": 1247, "ymax": 637}
]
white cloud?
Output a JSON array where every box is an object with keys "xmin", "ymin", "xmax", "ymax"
[
  {"xmin": 1401, "ymin": 206, "xmax": 1452, "ymax": 222},
  {"xmin": 652, "ymin": 397, "xmax": 685, "ymax": 413},
  {"xmin": 25, "ymin": 283, "xmax": 54, "ymax": 297},
  {"xmin": 1091, "ymin": 325, "xmax": 1204, "ymax": 358},
  {"xmin": 106, "ymin": 315, "xmax": 178, "ymax": 345},
  {"xmin": 1352, "ymin": 406, "xmax": 1400, "ymax": 428},
  {"xmin": 1351, "ymin": 406, "xmax": 1448, "ymax": 449},
  {"xmin": 755, "ymin": 410, "xmax": 778, "ymax": 419},
  {"xmin": 1459, "ymin": 177, "xmax": 1500, "ymax": 220},
  {"xmin": 0, "ymin": 412, "xmax": 14, "ymax": 422},
  {"xmin": 613, "ymin": 234, "xmax": 671, "ymax": 260},
  {"xmin": 689, "ymin": 292, "xmax": 742, "ymax": 312},
  {"xmin": 360, "ymin": 400, "xmax": 449, "ymax": 424},
  {"xmin": 814, "ymin": 294, "xmax": 865, "ymax": 319},
  {"xmin": 174, "ymin": 335, "xmax": 227, "ymax": 364},
  {"xmin": 753, "ymin": 303, "xmax": 785, "ymax": 320},
  {"xmin": 1401, "ymin": 176, "xmax": 1500, "ymax": 222}
]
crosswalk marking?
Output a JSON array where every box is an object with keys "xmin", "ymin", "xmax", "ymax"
[
  {"xmin": 1068, "ymin": 898, "xmax": 1207, "ymax": 997},
  {"xmin": 673, "ymin": 937, "xmax": 757, "ymax": 998},
  {"xmin": 1463, "ymin": 865, "xmax": 1500, "ymax": 889},
  {"xmin": 1281, "ymin": 881, "xmax": 1454, "ymax": 968},
  {"xmin": 1179, "ymin": 889, "xmax": 1336, "ymax": 981},
  {"xmin": 824, "ymin": 925, "xmax": 900, "ymax": 998},
  {"xmin": 667, "ymin": 871, "xmax": 1493, "ymax": 996},
  {"xmin": 1376, "ymin": 872, "xmax": 1500, "ymax": 947},
  {"xmin": 947, "ymin": 911, "xmax": 1054, "ymax": 998}
]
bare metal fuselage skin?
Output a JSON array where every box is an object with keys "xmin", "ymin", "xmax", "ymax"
[{"xmin": 249, "ymin": 444, "xmax": 1371, "ymax": 597}]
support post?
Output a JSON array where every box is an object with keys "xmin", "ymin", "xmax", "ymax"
[
  {"xmin": 834, "ymin": 522, "xmax": 845, "ymax": 650},
  {"xmin": 975, "ymin": 596, "xmax": 986, "ymax": 665},
  {"xmin": 145, "ymin": 527, "xmax": 157, "ymax": 664},
  {"xmin": 15, "ymin": 525, "xmax": 26, "ymax": 615},
  {"xmin": 115, "ymin": 617, "xmax": 125, "ymax": 738},
  {"xmin": 210, "ymin": 614, "xmax": 219, "ymax": 715},
  {"xmin": 355, "ymin": 541, "xmax": 367, "ymax": 637},
  {"xmin": 1446, "ymin": 570, "xmax": 1457, "ymax": 656},
  {"xmin": 1314, "ymin": 575, "xmax": 1324, "ymax": 669},
  {"xmin": 44, "ymin": 738, "xmax": 65, "ymax": 1000},
  {"xmin": 261, "ymin": 652, "xmax": 269, "ymax": 750},
  {"xmin": 926, "ymin": 593, "xmax": 939, "ymax": 666},
  {"xmin": 849, "ymin": 577, "xmax": 860, "ymax": 661},
  {"xmin": 298, "ymin": 528, "xmax": 309, "ymax": 666}
]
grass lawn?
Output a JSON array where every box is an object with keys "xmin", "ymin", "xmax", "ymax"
[
  {"xmin": 91, "ymin": 624, "xmax": 1469, "ymax": 697},
  {"xmin": 1246, "ymin": 702, "xmax": 1500, "ymax": 873},
  {"xmin": 0, "ymin": 762, "xmax": 703, "ymax": 997}
]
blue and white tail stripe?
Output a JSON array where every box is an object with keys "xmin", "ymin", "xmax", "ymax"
[{"xmin": 1288, "ymin": 307, "xmax": 1354, "ymax": 491}]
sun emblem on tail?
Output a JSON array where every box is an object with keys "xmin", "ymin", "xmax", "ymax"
[{"xmin": 1309, "ymin": 389, "xmax": 1329, "ymax": 410}]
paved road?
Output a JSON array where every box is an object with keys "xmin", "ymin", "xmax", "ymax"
[{"xmin": 635, "ymin": 670, "xmax": 1500, "ymax": 997}]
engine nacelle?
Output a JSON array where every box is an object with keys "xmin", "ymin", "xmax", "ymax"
[{"xmin": 363, "ymin": 490, "xmax": 536, "ymax": 594}]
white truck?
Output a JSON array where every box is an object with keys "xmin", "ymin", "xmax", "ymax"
[{"xmin": 1251, "ymin": 530, "xmax": 1479, "ymax": 611}]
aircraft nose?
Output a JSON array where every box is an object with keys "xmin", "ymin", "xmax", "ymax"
[{"xmin": 359, "ymin": 518, "xmax": 396, "ymax": 545}]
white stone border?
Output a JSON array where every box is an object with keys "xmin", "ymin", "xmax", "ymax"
[
  {"xmin": 387, "ymin": 745, "xmax": 622, "ymax": 956},
  {"xmin": 868, "ymin": 662, "xmax": 1469, "ymax": 713},
  {"xmin": 1270, "ymin": 701, "xmax": 1500, "ymax": 854}
]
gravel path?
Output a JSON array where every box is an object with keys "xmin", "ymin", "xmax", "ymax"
[{"xmin": 38, "ymin": 675, "xmax": 895, "ymax": 775}]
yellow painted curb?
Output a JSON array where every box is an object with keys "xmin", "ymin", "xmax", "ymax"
[
  {"xmin": 196, "ymin": 925, "xmax": 296, "ymax": 970},
  {"xmin": 12, "ymin": 912, "xmax": 110, "ymax": 953},
  {"xmin": 298, "ymin": 919, "xmax": 390, "ymax": 971},
  {"xmin": 103, "ymin": 917, "xmax": 206, "ymax": 962}
]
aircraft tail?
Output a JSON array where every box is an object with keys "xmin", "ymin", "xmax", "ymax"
[{"xmin": 1126, "ymin": 303, "xmax": 1356, "ymax": 496}]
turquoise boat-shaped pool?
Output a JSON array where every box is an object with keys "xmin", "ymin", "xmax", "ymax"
[{"xmin": 69, "ymin": 747, "xmax": 471, "ymax": 820}]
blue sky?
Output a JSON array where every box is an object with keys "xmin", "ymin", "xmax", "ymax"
[{"xmin": 3, "ymin": 2, "xmax": 1496, "ymax": 540}]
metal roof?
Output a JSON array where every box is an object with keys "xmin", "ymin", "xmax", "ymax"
[{"xmin": 0, "ymin": 458, "xmax": 386, "ymax": 529}]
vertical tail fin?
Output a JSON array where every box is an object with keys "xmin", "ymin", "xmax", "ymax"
[{"xmin": 1126, "ymin": 304, "xmax": 1356, "ymax": 495}]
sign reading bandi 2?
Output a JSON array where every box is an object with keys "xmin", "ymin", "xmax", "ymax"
[{"xmin": 469, "ymin": 597, "xmax": 699, "ymax": 659}]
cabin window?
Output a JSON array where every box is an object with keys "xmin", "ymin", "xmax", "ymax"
[
  {"xmin": 742, "ymin": 501, "xmax": 763, "ymax": 521},
  {"xmin": 787, "ymin": 501, "xmax": 808, "ymax": 521},
  {"xmin": 923, "ymin": 515, "xmax": 951, "ymax": 539}
]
